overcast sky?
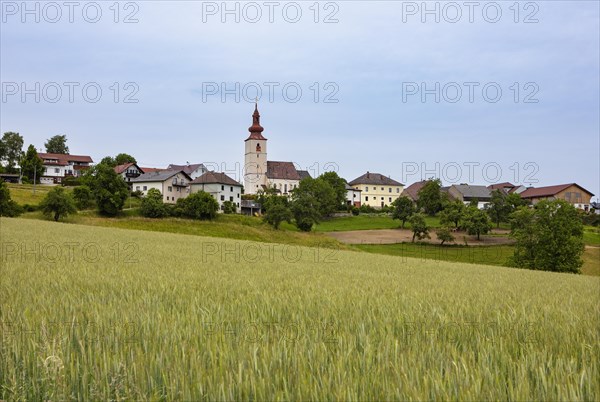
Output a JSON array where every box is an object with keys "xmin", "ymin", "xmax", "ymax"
[{"xmin": 1, "ymin": 1, "xmax": 598, "ymax": 197}]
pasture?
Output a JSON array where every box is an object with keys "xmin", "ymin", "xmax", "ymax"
[{"xmin": 1, "ymin": 218, "xmax": 598, "ymax": 400}]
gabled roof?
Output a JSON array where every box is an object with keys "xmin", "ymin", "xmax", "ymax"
[
  {"xmin": 348, "ymin": 172, "xmax": 403, "ymax": 187},
  {"xmin": 267, "ymin": 161, "xmax": 301, "ymax": 180},
  {"xmin": 488, "ymin": 182, "xmax": 515, "ymax": 190},
  {"xmin": 130, "ymin": 169, "xmax": 191, "ymax": 183},
  {"xmin": 38, "ymin": 153, "xmax": 93, "ymax": 165},
  {"xmin": 403, "ymin": 180, "xmax": 427, "ymax": 201},
  {"xmin": 345, "ymin": 183, "xmax": 362, "ymax": 191},
  {"xmin": 190, "ymin": 171, "xmax": 242, "ymax": 186},
  {"xmin": 114, "ymin": 162, "xmax": 143, "ymax": 174},
  {"xmin": 167, "ymin": 163, "xmax": 206, "ymax": 175},
  {"xmin": 520, "ymin": 183, "xmax": 594, "ymax": 198},
  {"xmin": 451, "ymin": 184, "xmax": 492, "ymax": 200},
  {"xmin": 139, "ymin": 167, "xmax": 163, "ymax": 173},
  {"xmin": 297, "ymin": 170, "xmax": 311, "ymax": 180}
]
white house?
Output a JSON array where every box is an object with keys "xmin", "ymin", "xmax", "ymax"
[
  {"xmin": 130, "ymin": 170, "xmax": 192, "ymax": 204},
  {"xmin": 167, "ymin": 163, "xmax": 207, "ymax": 180},
  {"xmin": 38, "ymin": 153, "xmax": 93, "ymax": 184},
  {"xmin": 190, "ymin": 171, "xmax": 243, "ymax": 212},
  {"xmin": 114, "ymin": 162, "xmax": 144, "ymax": 187},
  {"xmin": 345, "ymin": 183, "xmax": 362, "ymax": 207}
]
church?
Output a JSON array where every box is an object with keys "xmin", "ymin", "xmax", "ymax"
[{"xmin": 243, "ymin": 104, "xmax": 310, "ymax": 195}]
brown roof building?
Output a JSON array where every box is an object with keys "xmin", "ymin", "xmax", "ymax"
[{"xmin": 520, "ymin": 183, "xmax": 594, "ymax": 211}]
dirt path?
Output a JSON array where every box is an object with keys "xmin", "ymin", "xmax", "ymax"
[{"xmin": 326, "ymin": 228, "xmax": 514, "ymax": 246}]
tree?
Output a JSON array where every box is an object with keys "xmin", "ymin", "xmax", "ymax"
[
  {"xmin": 291, "ymin": 191, "xmax": 322, "ymax": 231},
  {"xmin": 439, "ymin": 200, "xmax": 465, "ymax": 229},
  {"xmin": 463, "ymin": 207, "xmax": 493, "ymax": 241},
  {"xmin": 115, "ymin": 153, "xmax": 137, "ymax": 165},
  {"xmin": 486, "ymin": 189, "xmax": 510, "ymax": 228},
  {"xmin": 417, "ymin": 178, "xmax": 443, "ymax": 215},
  {"xmin": 290, "ymin": 177, "xmax": 337, "ymax": 231},
  {"xmin": 40, "ymin": 187, "xmax": 77, "ymax": 221},
  {"xmin": 510, "ymin": 200, "xmax": 584, "ymax": 273},
  {"xmin": 436, "ymin": 227, "xmax": 455, "ymax": 245},
  {"xmin": 99, "ymin": 156, "xmax": 117, "ymax": 167},
  {"xmin": 45, "ymin": 135, "xmax": 69, "ymax": 154},
  {"xmin": 318, "ymin": 171, "xmax": 347, "ymax": 210},
  {"xmin": 82, "ymin": 164, "xmax": 129, "ymax": 216},
  {"xmin": 176, "ymin": 191, "xmax": 219, "ymax": 220},
  {"xmin": 0, "ymin": 132, "xmax": 24, "ymax": 173},
  {"xmin": 140, "ymin": 188, "xmax": 168, "ymax": 218},
  {"xmin": 72, "ymin": 185, "xmax": 94, "ymax": 210},
  {"xmin": 391, "ymin": 196, "xmax": 415, "ymax": 228},
  {"xmin": 20, "ymin": 144, "xmax": 44, "ymax": 183},
  {"xmin": 409, "ymin": 213, "xmax": 430, "ymax": 242},
  {"xmin": 0, "ymin": 181, "xmax": 22, "ymax": 217},
  {"xmin": 263, "ymin": 196, "xmax": 292, "ymax": 229}
]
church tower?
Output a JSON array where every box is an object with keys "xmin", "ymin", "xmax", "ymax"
[{"xmin": 244, "ymin": 103, "xmax": 268, "ymax": 194}]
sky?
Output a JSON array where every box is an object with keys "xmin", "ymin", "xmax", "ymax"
[{"xmin": 1, "ymin": 0, "xmax": 599, "ymax": 198}]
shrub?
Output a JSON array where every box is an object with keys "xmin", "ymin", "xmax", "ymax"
[
  {"xmin": 0, "ymin": 181, "xmax": 22, "ymax": 217},
  {"xmin": 175, "ymin": 191, "xmax": 219, "ymax": 220},
  {"xmin": 140, "ymin": 188, "xmax": 168, "ymax": 218},
  {"xmin": 222, "ymin": 200, "xmax": 237, "ymax": 214},
  {"xmin": 351, "ymin": 206, "xmax": 360, "ymax": 216},
  {"xmin": 409, "ymin": 213, "xmax": 430, "ymax": 242},
  {"xmin": 435, "ymin": 227, "xmax": 455, "ymax": 245},
  {"xmin": 263, "ymin": 196, "xmax": 292, "ymax": 229},
  {"xmin": 73, "ymin": 185, "xmax": 94, "ymax": 210},
  {"xmin": 131, "ymin": 190, "xmax": 143, "ymax": 199},
  {"xmin": 62, "ymin": 176, "xmax": 81, "ymax": 186},
  {"xmin": 39, "ymin": 187, "xmax": 77, "ymax": 221},
  {"xmin": 463, "ymin": 207, "xmax": 493, "ymax": 240}
]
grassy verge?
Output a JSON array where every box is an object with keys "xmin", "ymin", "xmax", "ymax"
[{"xmin": 583, "ymin": 226, "xmax": 600, "ymax": 246}]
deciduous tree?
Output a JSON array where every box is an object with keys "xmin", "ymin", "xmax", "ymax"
[
  {"xmin": 391, "ymin": 196, "xmax": 415, "ymax": 228},
  {"xmin": 417, "ymin": 178, "xmax": 443, "ymax": 215},
  {"xmin": 40, "ymin": 187, "xmax": 77, "ymax": 221},
  {"xmin": 45, "ymin": 134, "xmax": 69, "ymax": 154}
]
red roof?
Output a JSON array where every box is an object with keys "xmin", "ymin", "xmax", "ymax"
[
  {"xmin": 488, "ymin": 182, "xmax": 515, "ymax": 190},
  {"xmin": 403, "ymin": 180, "xmax": 427, "ymax": 201},
  {"xmin": 114, "ymin": 162, "xmax": 136, "ymax": 174},
  {"xmin": 139, "ymin": 167, "xmax": 163, "ymax": 173},
  {"xmin": 520, "ymin": 183, "xmax": 594, "ymax": 198},
  {"xmin": 190, "ymin": 171, "xmax": 241, "ymax": 186},
  {"xmin": 245, "ymin": 104, "xmax": 268, "ymax": 141},
  {"xmin": 38, "ymin": 153, "xmax": 93, "ymax": 165}
]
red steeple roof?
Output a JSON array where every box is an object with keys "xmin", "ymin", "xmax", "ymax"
[{"xmin": 245, "ymin": 102, "xmax": 267, "ymax": 141}]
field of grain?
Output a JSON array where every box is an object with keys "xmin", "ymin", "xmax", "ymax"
[{"xmin": 1, "ymin": 218, "xmax": 598, "ymax": 400}]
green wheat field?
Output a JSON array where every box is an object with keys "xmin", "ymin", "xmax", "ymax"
[{"xmin": 1, "ymin": 218, "xmax": 599, "ymax": 400}]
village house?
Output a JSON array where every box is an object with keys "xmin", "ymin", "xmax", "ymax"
[
  {"xmin": 189, "ymin": 171, "xmax": 243, "ymax": 212},
  {"xmin": 519, "ymin": 183, "xmax": 595, "ymax": 211},
  {"xmin": 447, "ymin": 184, "xmax": 492, "ymax": 209},
  {"xmin": 488, "ymin": 182, "xmax": 527, "ymax": 194},
  {"xmin": 167, "ymin": 163, "xmax": 207, "ymax": 180},
  {"xmin": 130, "ymin": 170, "xmax": 192, "ymax": 204},
  {"xmin": 243, "ymin": 104, "xmax": 305, "ymax": 195},
  {"xmin": 345, "ymin": 183, "xmax": 362, "ymax": 207},
  {"xmin": 348, "ymin": 172, "xmax": 404, "ymax": 208},
  {"xmin": 38, "ymin": 153, "xmax": 93, "ymax": 184},
  {"xmin": 114, "ymin": 162, "xmax": 145, "ymax": 187}
]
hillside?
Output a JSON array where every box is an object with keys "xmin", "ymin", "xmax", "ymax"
[{"xmin": 1, "ymin": 218, "xmax": 598, "ymax": 400}]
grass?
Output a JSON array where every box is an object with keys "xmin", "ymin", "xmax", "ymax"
[
  {"xmin": 353, "ymin": 243, "xmax": 515, "ymax": 267},
  {"xmin": 1, "ymin": 218, "xmax": 598, "ymax": 400},
  {"xmin": 583, "ymin": 226, "xmax": 600, "ymax": 246},
  {"xmin": 6, "ymin": 183, "xmax": 60, "ymax": 206}
]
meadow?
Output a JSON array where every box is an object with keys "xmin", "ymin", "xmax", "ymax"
[{"xmin": 1, "ymin": 218, "xmax": 598, "ymax": 400}]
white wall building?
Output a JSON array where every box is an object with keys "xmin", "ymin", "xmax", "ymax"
[
  {"xmin": 190, "ymin": 171, "xmax": 243, "ymax": 212},
  {"xmin": 38, "ymin": 153, "xmax": 93, "ymax": 184},
  {"xmin": 130, "ymin": 170, "xmax": 192, "ymax": 204}
]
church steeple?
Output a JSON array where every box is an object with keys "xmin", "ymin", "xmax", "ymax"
[{"xmin": 246, "ymin": 101, "xmax": 267, "ymax": 141}]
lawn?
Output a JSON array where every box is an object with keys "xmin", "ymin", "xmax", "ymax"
[
  {"xmin": 1, "ymin": 218, "xmax": 598, "ymax": 400},
  {"xmin": 314, "ymin": 214, "xmax": 442, "ymax": 232},
  {"xmin": 583, "ymin": 226, "xmax": 600, "ymax": 246},
  {"xmin": 6, "ymin": 183, "xmax": 60, "ymax": 206}
]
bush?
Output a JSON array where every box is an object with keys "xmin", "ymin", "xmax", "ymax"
[
  {"xmin": 73, "ymin": 185, "xmax": 94, "ymax": 210},
  {"xmin": 22, "ymin": 204, "xmax": 38, "ymax": 212},
  {"xmin": 359, "ymin": 204, "xmax": 377, "ymax": 214},
  {"xmin": 131, "ymin": 190, "xmax": 143, "ymax": 199},
  {"xmin": 409, "ymin": 213, "xmax": 430, "ymax": 242},
  {"xmin": 62, "ymin": 176, "xmax": 81, "ymax": 186},
  {"xmin": 581, "ymin": 211, "xmax": 600, "ymax": 227},
  {"xmin": 0, "ymin": 181, "xmax": 22, "ymax": 217},
  {"xmin": 222, "ymin": 200, "xmax": 237, "ymax": 214},
  {"xmin": 140, "ymin": 189, "xmax": 168, "ymax": 218},
  {"xmin": 263, "ymin": 196, "xmax": 292, "ymax": 229},
  {"xmin": 175, "ymin": 191, "xmax": 219, "ymax": 220},
  {"xmin": 351, "ymin": 206, "xmax": 360, "ymax": 216},
  {"xmin": 39, "ymin": 187, "xmax": 77, "ymax": 221},
  {"xmin": 435, "ymin": 227, "xmax": 455, "ymax": 245}
]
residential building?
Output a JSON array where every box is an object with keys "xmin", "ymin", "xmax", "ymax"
[
  {"xmin": 114, "ymin": 163, "xmax": 144, "ymax": 186},
  {"xmin": 448, "ymin": 184, "xmax": 492, "ymax": 209},
  {"xmin": 348, "ymin": 172, "xmax": 404, "ymax": 208},
  {"xmin": 38, "ymin": 153, "xmax": 93, "ymax": 184},
  {"xmin": 130, "ymin": 170, "xmax": 192, "ymax": 204},
  {"xmin": 488, "ymin": 182, "xmax": 527, "ymax": 194},
  {"xmin": 243, "ymin": 104, "xmax": 303, "ymax": 195},
  {"xmin": 519, "ymin": 183, "xmax": 594, "ymax": 211},
  {"xmin": 345, "ymin": 183, "xmax": 362, "ymax": 207},
  {"xmin": 167, "ymin": 163, "xmax": 207, "ymax": 180},
  {"xmin": 403, "ymin": 180, "xmax": 427, "ymax": 202},
  {"xmin": 190, "ymin": 171, "xmax": 243, "ymax": 212}
]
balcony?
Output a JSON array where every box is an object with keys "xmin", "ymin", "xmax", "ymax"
[
  {"xmin": 172, "ymin": 178, "xmax": 188, "ymax": 187},
  {"xmin": 125, "ymin": 172, "xmax": 141, "ymax": 178}
]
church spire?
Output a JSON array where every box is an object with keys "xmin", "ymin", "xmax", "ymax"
[{"xmin": 245, "ymin": 101, "xmax": 267, "ymax": 141}]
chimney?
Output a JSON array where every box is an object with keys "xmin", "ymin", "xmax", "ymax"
[{"xmin": 366, "ymin": 171, "xmax": 370, "ymax": 178}]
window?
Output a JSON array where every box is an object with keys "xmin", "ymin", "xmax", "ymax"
[
  {"xmin": 397, "ymin": 188, "xmax": 400, "ymax": 193},
  {"xmin": 136, "ymin": 186, "xmax": 140, "ymax": 191},
  {"xmin": 389, "ymin": 197, "xmax": 392, "ymax": 202},
  {"xmin": 284, "ymin": 184, "xmax": 288, "ymax": 193},
  {"xmin": 230, "ymin": 186, "xmax": 233, "ymax": 192},
  {"xmin": 256, "ymin": 144, "xmax": 261, "ymax": 152},
  {"xmin": 237, "ymin": 202, "xmax": 240, "ymax": 207},
  {"xmin": 168, "ymin": 186, "xmax": 173, "ymax": 192},
  {"xmin": 54, "ymin": 168, "xmax": 60, "ymax": 173},
  {"xmin": 381, "ymin": 197, "xmax": 384, "ymax": 200},
  {"xmin": 237, "ymin": 193, "xmax": 240, "ymax": 198},
  {"xmin": 381, "ymin": 187, "xmax": 384, "ymax": 191},
  {"xmin": 389, "ymin": 188, "xmax": 392, "ymax": 193},
  {"xmin": 365, "ymin": 187, "xmax": 368, "ymax": 192},
  {"xmin": 229, "ymin": 196, "xmax": 234, "ymax": 202},
  {"xmin": 220, "ymin": 195, "xmax": 225, "ymax": 201},
  {"xmin": 143, "ymin": 186, "xmax": 147, "ymax": 191},
  {"xmin": 166, "ymin": 196, "xmax": 169, "ymax": 201},
  {"xmin": 365, "ymin": 196, "xmax": 369, "ymax": 201},
  {"xmin": 221, "ymin": 185, "xmax": 224, "ymax": 191}
]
